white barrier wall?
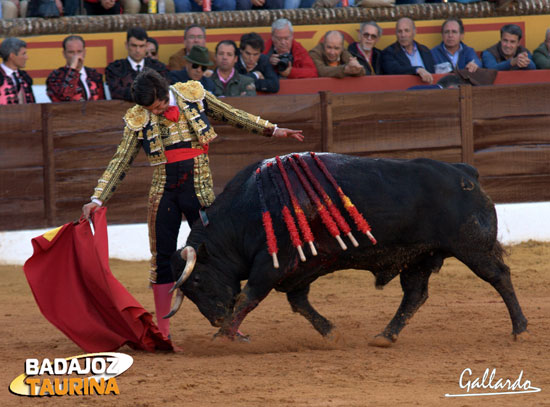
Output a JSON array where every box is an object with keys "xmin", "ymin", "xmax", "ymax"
[{"xmin": 1, "ymin": 202, "xmax": 549, "ymax": 265}]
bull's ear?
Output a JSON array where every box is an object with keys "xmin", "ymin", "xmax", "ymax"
[{"xmin": 197, "ymin": 243, "xmax": 209, "ymax": 263}]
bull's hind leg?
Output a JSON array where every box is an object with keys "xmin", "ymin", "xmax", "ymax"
[
  {"xmin": 369, "ymin": 253, "xmax": 443, "ymax": 348},
  {"xmin": 287, "ymin": 285, "xmax": 334, "ymax": 337},
  {"xmin": 459, "ymin": 246, "xmax": 528, "ymax": 339}
]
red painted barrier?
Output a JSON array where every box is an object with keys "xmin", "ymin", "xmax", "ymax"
[{"xmin": 263, "ymin": 70, "xmax": 550, "ymax": 95}]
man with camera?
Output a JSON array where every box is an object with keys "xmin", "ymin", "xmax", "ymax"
[{"xmin": 264, "ymin": 19, "xmax": 318, "ymax": 79}]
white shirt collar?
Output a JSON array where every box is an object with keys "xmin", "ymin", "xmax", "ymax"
[
  {"xmin": 127, "ymin": 57, "xmax": 144, "ymax": 72},
  {"xmin": 169, "ymin": 88, "xmax": 176, "ymax": 106},
  {"xmin": 1, "ymin": 63, "xmax": 16, "ymax": 77}
]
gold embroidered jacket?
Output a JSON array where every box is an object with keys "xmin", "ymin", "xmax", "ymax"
[{"xmin": 91, "ymin": 81, "xmax": 276, "ymax": 207}]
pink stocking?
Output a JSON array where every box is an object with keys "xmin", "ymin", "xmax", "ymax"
[{"xmin": 153, "ymin": 283, "xmax": 173, "ymax": 338}]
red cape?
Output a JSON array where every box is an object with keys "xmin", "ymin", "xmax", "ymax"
[{"xmin": 23, "ymin": 208, "xmax": 173, "ymax": 352}]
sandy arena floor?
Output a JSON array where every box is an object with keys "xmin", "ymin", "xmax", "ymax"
[{"xmin": 1, "ymin": 241, "xmax": 549, "ymax": 406}]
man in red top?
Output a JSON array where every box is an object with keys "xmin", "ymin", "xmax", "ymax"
[
  {"xmin": 46, "ymin": 35, "xmax": 105, "ymax": 103},
  {"xmin": 264, "ymin": 18, "xmax": 318, "ymax": 79}
]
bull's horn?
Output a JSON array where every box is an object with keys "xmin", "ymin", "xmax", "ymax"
[
  {"xmin": 169, "ymin": 246, "xmax": 197, "ymax": 293},
  {"xmin": 163, "ymin": 290, "xmax": 184, "ymax": 319}
]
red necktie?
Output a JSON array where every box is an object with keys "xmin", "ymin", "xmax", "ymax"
[{"xmin": 163, "ymin": 106, "xmax": 180, "ymax": 122}]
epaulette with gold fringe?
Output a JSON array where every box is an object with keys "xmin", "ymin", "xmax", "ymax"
[
  {"xmin": 171, "ymin": 81, "xmax": 206, "ymax": 103},
  {"xmin": 123, "ymin": 105, "xmax": 150, "ymax": 131}
]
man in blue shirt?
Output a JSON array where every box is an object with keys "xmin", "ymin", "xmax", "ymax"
[
  {"xmin": 431, "ymin": 18, "xmax": 481, "ymax": 73},
  {"xmin": 381, "ymin": 17, "xmax": 435, "ymax": 84},
  {"xmin": 482, "ymin": 24, "xmax": 536, "ymax": 71}
]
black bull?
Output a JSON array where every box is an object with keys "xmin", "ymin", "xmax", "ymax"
[{"xmin": 167, "ymin": 152, "xmax": 528, "ymax": 346}]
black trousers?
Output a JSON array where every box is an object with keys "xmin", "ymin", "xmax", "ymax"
[{"xmin": 150, "ymin": 159, "xmax": 202, "ymax": 284}]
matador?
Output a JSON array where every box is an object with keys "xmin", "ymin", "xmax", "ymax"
[{"xmin": 82, "ymin": 69, "xmax": 303, "ymax": 338}]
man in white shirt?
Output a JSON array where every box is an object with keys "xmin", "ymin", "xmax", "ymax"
[
  {"xmin": 105, "ymin": 27, "xmax": 169, "ymax": 102},
  {"xmin": 0, "ymin": 37, "xmax": 35, "ymax": 105}
]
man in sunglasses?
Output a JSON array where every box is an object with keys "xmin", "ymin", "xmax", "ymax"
[
  {"xmin": 168, "ymin": 24, "xmax": 215, "ymax": 75},
  {"xmin": 82, "ymin": 68, "xmax": 303, "ymax": 339},
  {"xmin": 348, "ymin": 21, "xmax": 383, "ymax": 75},
  {"xmin": 146, "ymin": 37, "xmax": 159, "ymax": 61},
  {"xmin": 168, "ymin": 46, "xmax": 215, "ymax": 92}
]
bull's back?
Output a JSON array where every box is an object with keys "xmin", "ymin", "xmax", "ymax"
[
  {"xmin": 199, "ymin": 153, "xmax": 497, "ymax": 258},
  {"xmin": 299, "ymin": 154, "xmax": 495, "ymax": 249}
]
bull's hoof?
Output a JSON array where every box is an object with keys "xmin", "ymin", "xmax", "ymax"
[
  {"xmin": 368, "ymin": 335, "xmax": 394, "ymax": 348},
  {"xmin": 324, "ymin": 330, "xmax": 343, "ymax": 344},
  {"xmin": 513, "ymin": 330, "xmax": 530, "ymax": 342},
  {"xmin": 212, "ymin": 330, "xmax": 234, "ymax": 342},
  {"xmin": 236, "ymin": 330, "xmax": 251, "ymax": 343}
]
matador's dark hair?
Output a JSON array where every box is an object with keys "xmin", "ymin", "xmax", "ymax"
[{"xmin": 131, "ymin": 68, "xmax": 169, "ymax": 106}]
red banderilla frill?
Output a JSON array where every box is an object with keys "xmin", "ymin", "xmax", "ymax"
[
  {"xmin": 255, "ymin": 167, "xmax": 279, "ymax": 268},
  {"xmin": 266, "ymin": 162, "xmax": 306, "ymax": 262},
  {"xmin": 310, "ymin": 152, "xmax": 377, "ymax": 245},
  {"xmin": 276, "ymin": 156, "xmax": 317, "ymax": 256},
  {"xmin": 287, "ymin": 156, "xmax": 347, "ymax": 251},
  {"xmin": 293, "ymin": 154, "xmax": 358, "ymax": 247}
]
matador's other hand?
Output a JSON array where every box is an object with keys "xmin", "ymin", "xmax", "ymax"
[
  {"xmin": 273, "ymin": 128, "xmax": 304, "ymax": 142},
  {"xmin": 82, "ymin": 202, "xmax": 100, "ymax": 220}
]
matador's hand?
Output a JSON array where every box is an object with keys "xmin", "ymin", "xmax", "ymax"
[
  {"xmin": 273, "ymin": 128, "xmax": 304, "ymax": 142},
  {"xmin": 82, "ymin": 202, "xmax": 100, "ymax": 219}
]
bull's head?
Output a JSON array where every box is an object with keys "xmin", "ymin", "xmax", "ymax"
[{"xmin": 164, "ymin": 245, "xmax": 236, "ymax": 327}]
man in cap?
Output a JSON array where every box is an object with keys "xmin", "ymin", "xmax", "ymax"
[{"xmin": 168, "ymin": 45, "xmax": 215, "ymax": 92}]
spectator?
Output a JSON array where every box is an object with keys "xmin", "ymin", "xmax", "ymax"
[
  {"xmin": 532, "ymin": 28, "xmax": 550, "ymax": 69},
  {"xmin": 168, "ymin": 25, "xmax": 215, "ymax": 73},
  {"xmin": 381, "ymin": 17, "xmax": 435, "ymax": 84},
  {"xmin": 122, "ymin": 0, "xmax": 175, "ymax": 13},
  {"xmin": 236, "ymin": 32, "xmax": 279, "ymax": 93},
  {"xmin": 264, "ymin": 18, "xmax": 318, "ymax": 79},
  {"xmin": 431, "ymin": 18, "xmax": 481, "ymax": 73},
  {"xmin": 105, "ymin": 27, "xmax": 169, "ymax": 102},
  {"xmin": 482, "ymin": 24, "xmax": 535, "ymax": 71},
  {"xmin": 309, "ymin": 31, "xmax": 365, "ymax": 78},
  {"xmin": 236, "ymin": 0, "xmax": 283, "ymax": 9},
  {"xmin": 25, "ymin": 0, "xmax": 62, "ymax": 17},
  {"xmin": 0, "ymin": 37, "xmax": 35, "ymax": 105},
  {"xmin": 212, "ymin": 40, "xmax": 256, "ymax": 97},
  {"xmin": 2, "ymin": 0, "xmax": 29, "ymax": 17},
  {"xmin": 146, "ymin": 37, "xmax": 159, "ymax": 61},
  {"xmin": 348, "ymin": 21, "xmax": 383, "ymax": 75},
  {"xmin": 62, "ymin": 0, "xmax": 80, "ymax": 15},
  {"xmin": 172, "ymin": 0, "xmax": 235, "ymax": 13},
  {"xmin": 46, "ymin": 35, "xmax": 105, "ymax": 102},
  {"xmin": 84, "ymin": 0, "xmax": 121, "ymax": 14},
  {"xmin": 284, "ymin": 0, "xmax": 314, "ymax": 7},
  {"xmin": 168, "ymin": 45, "xmax": 215, "ymax": 93}
]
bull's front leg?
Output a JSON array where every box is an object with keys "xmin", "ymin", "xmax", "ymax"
[
  {"xmin": 287, "ymin": 285, "xmax": 334, "ymax": 337},
  {"xmin": 370, "ymin": 255, "xmax": 440, "ymax": 348},
  {"xmin": 214, "ymin": 285, "xmax": 267, "ymax": 341}
]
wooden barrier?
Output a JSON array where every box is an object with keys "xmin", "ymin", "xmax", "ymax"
[
  {"xmin": 270, "ymin": 70, "xmax": 550, "ymax": 95},
  {"xmin": 2, "ymin": 82, "xmax": 550, "ymax": 231}
]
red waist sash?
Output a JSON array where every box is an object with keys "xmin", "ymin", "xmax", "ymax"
[{"xmin": 164, "ymin": 145, "xmax": 209, "ymax": 163}]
